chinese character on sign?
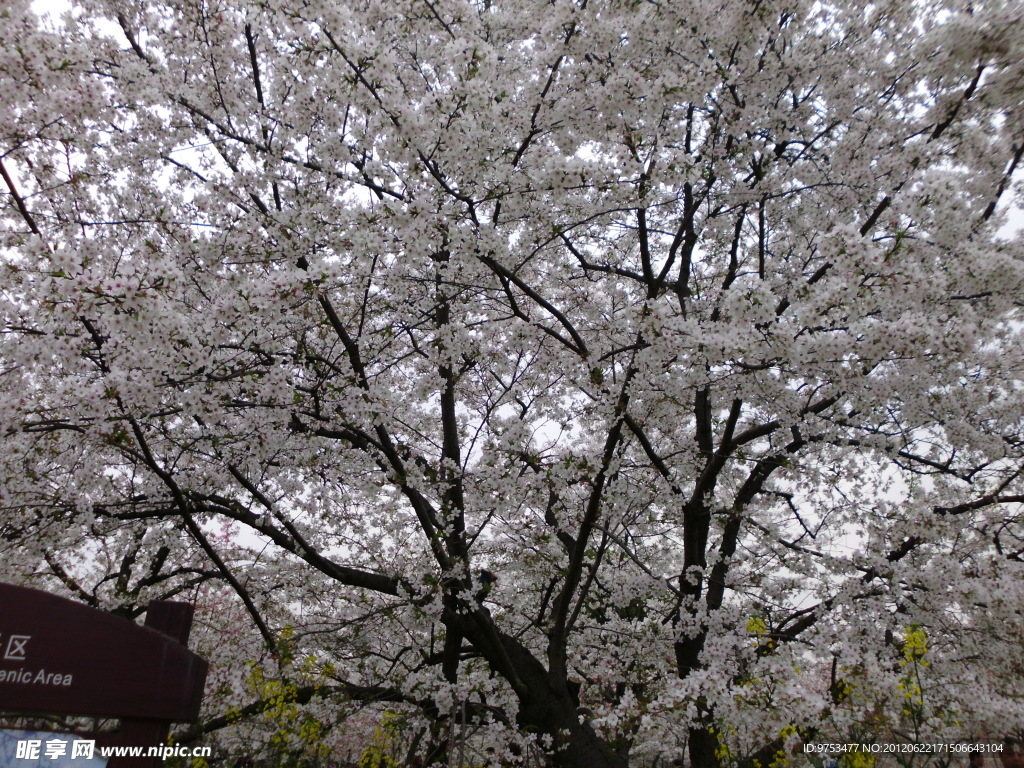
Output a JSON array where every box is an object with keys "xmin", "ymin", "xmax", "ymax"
[
  {"xmin": 3, "ymin": 634, "xmax": 30, "ymax": 661},
  {"xmin": 70, "ymin": 741, "xmax": 96, "ymax": 760},
  {"xmin": 44, "ymin": 739, "xmax": 68, "ymax": 759},
  {"xmin": 16, "ymin": 740, "xmax": 42, "ymax": 760}
]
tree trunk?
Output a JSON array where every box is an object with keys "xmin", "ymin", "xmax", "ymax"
[
  {"xmin": 453, "ymin": 611, "xmax": 629, "ymax": 768},
  {"xmin": 687, "ymin": 726, "xmax": 720, "ymax": 768},
  {"xmin": 676, "ymin": 631, "xmax": 721, "ymax": 768}
]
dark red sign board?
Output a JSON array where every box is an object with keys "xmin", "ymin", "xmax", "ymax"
[{"xmin": 0, "ymin": 584, "xmax": 207, "ymax": 721}]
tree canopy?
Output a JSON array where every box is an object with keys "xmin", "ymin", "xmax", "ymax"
[{"xmin": 2, "ymin": 0, "xmax": 1024, "ymax": 765}]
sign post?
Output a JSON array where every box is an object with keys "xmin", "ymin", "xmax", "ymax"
[{"xmin": 0, "ymin": 584, "xmax": 208, "ymax": 767}]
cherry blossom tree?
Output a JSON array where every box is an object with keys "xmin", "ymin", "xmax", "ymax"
[{"xmin": 3, "ymin": 0, "xmax": 1024, "ymax": 765}]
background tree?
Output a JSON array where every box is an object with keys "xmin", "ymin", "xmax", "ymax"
[{"xmin": 2, "ymin": 0, "xmax": 1024, "ymax": 765}]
